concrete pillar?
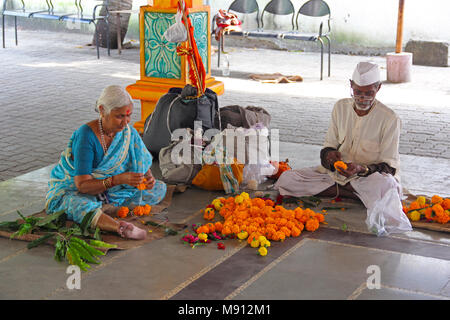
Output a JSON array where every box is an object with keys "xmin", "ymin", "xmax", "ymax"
[{"xmin": 386, "ymin": 52, "xmax": 412, "ymax": 83}]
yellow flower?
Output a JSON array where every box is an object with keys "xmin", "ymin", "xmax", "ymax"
[
  {"xmin": 212, "ymin": 199, "xmax": 224, "ymax": 211},
  {"xmin": 409, "ymin": 210, "xmax": 421, "ymax": 222},
  {"xmin": 234, "ymin": 195, "xmax": 244, "ymax": 204},
  {"xmin": 198, "ymin": 233, "xmax": 208, "ymax": 242},
  {"xmin": 240, "ymin": 192, "xmax": 250, "ymax": 200},
  {"xmin": 250, "ymin": 239, "xmax": 260, "ymax": 248},
  {"xmin": 237, "ymin": 231, "xmax": 249, "ymax": 240},
  {"xmin": 261, "ymin": 240, "xmax": 271, "ymax": 248},
  {"xmin": 258, "ymin": 235, "xmax": 267, "ymax": 243},
  {"xmin": 258, "ymin": 247, "xmax": 268, "ymax": 256},
  {"xmin": 416, "ymin": 196, "xmax": 426, "ymax": 207}
]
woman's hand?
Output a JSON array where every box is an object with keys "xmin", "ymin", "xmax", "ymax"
[
  {"xmin": 144, "ymin": 170, "xmax": 156, "ymax": 190},
  {"xmin": 114, "ymin": 172, "xmax": 144, "ymax": 187}
]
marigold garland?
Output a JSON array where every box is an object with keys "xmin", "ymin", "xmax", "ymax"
[{"xmin": 403, "ymin": 195, "xmax": 450, "ymax": 224}]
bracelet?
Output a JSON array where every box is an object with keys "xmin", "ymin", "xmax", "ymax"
[
  {"xmin": 103, "ymin": 177, "xmax": 113, "ymax": 190},
  {"xmin": 358, "ymin": 165, "xmax": 370, "ymax": 177}
]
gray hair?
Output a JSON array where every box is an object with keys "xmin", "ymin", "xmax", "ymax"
[{"xmin": 95, "ymin": 85, "xmax": 133, "ymax": 114}]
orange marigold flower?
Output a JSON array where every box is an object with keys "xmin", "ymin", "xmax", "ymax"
[
  {"xmin": 206, "ymin": 223, "xmax": 216, "ymax": 233},
  {"xmin": 334, "ymin": 161, "xmax": 348, "ymax": 171},
  {"xmin": 214, "ymin": 222, "xmax": 223, "ymax": 233},
  {"xmin": 435, "ymin": 211, "xmax": 450, "ymax": 224},
  {"xmin": 314, "ymin": 213, "xmax": 325, "ymax": 223},
  {"xmin": 441, "ymin": 198, "xmax": 450, "ymax": 210},
  {"xmin": 424, "ymin": 207, "xmax": 434, "ymax": 221},
  {"xmin": 431, "ymin": 195, "xmax": 443, "ymax": 204},
  {"xmin": 133, "ymin": 206, "xmax": 145, "ymax": 216},
  {"xmin": 265, "ymin": 199, "xmax": 275, "ymax": 207},
  {"xmin": 117, "ymin": 206, "xmax": 129, "ymax": 218},
  {"xmin": 143, "ymin": 204, "xmax": 152, "ymax": 216},
  {"xmin": 221, "ymin": 226, "xmax": 232, "ymax": 236},
  {"xmin": 409, "ymin": 201, "xmax": 420, "ymax": 211},
  {"xmin": 305, "ymin": 218, "xmax": 319, "ymax": 232},
  {"xmin": 276, "ymin": 231, "xmax": 286, "ymax": 241},
  {"xmin": 432, "ymin": 204, "xmax": 444, "ymax": 217},
  {"xmin": 137, "ymin": 178, "xmax": 147, "ymax": 191},
  {"xmin": 291, "ymin": 227, "xmax": 301, "ymax": 237}
]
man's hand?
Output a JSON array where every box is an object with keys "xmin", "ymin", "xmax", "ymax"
[
  {"xmin": 336, "ymin": 162, "xmax": 366, "ymax": 178},
  {"xmin": 325, "ymin": 151, "xmax": 342, "ymax": 169}
]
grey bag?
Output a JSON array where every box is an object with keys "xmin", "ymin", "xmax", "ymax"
[
  {"xmin": 143, "ymin": 85, "xmax": 220, "ymax": 156},
  {"xmin": 158, "ymin": 129, "xmax": 202, "ymax": 185},
  {"xmin": 215, "ymin": 105, "xmax": 271, "ymax": 129}
]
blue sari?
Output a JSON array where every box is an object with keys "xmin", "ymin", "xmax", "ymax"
[{"xmin": 45, "ymin": 124, "xmax": 167, "ymax": 224}]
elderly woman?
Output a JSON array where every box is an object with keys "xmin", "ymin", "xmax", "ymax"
[{"xmin": 45, "ymin": 85, "xmax": 167, "ymax": 239}]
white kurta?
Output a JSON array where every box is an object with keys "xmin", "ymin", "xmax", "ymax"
[{"xmin": 320, "ymin": 98, "xmax": 402, "ymax": 185}]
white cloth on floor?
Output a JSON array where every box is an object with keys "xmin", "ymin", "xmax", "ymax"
[{"xmin": 274, "ymin": 168, "xmax": 412, "ymax": 236}]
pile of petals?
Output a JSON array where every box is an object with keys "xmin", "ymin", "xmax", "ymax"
[
  {"xmin": 185, "ymin": 192, "xmax": 326, "ymax": 255},
  {"xmin": 402, "ymin": 195, "xmax": 450, "ymax": 224},
  {"xmin": 181, "ymin": 222, "xmax": 230, "ymax": 249}
]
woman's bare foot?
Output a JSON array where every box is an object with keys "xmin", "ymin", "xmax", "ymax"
[{"xmin": 119, "ymin": 221, "xmax": 147, "ymax": 240}]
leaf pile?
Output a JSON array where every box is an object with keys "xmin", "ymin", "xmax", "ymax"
[{"xmin": 0, "ymin": 210, "xmax": 117, "ymax": 271}]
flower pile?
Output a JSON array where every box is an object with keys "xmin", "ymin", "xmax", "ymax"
[
  {"xmin": 403, "ymin": 195, "xmax": 450, "ymax": 224},
  {"xmin": 183, "ymin": 192, "xmax": 326, "ymax": 255}
]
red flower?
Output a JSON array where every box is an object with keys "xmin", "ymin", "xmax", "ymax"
[
  {"xmin": 217, "ymin": 242, "xmax": 225, "ymax": 250},
  {"xmin": 335, "ymin": 197, "xmax": 342, "ymax": 202},
  {"xmin": 275, "ymin": 195, "xmax": 284, "ymax": 205}
]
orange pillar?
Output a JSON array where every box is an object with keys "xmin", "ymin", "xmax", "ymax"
[{"xmin": 127, "ymin": 0, "xmax": 224, "ymax": 133}]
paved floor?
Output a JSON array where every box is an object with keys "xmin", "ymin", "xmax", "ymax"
[
  {"xmin": 0, "ymin": 28, "xmax": 449, "ymax": 301},
  {"xmin": 0, "ymin": 29, "xmax": 449, "ymax": 182}
]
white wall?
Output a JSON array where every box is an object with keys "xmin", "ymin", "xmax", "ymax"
[{"xmin": 206, "ymin": 0, "xmax": 450, "ymax": 47}]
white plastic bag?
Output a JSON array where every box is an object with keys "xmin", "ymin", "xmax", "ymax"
[
  {"xmin": 163, "ymin": 11, "xmax": 187, "ymax": 43},
  {"xmin": 365, "ymin": 187, "xmax": 413, "ymax": 236}
]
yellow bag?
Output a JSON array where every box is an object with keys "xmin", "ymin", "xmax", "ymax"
[{"xmin": 192, "ymin": 162, "xmax": 244, "ymax": 191}]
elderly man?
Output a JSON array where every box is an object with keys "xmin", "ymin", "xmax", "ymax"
[{"xmin": 275, "ymin": 62, "xmax": 412, "ymax": 236}]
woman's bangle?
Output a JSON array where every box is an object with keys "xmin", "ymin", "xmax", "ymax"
[{"xmin": 103, "ymin": 177, "xmax": 113, "ymax": 190}]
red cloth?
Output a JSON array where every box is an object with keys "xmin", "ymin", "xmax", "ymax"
[{"xmin": 213, "ymin": 9, "xmax": 242, "ymax": 41}]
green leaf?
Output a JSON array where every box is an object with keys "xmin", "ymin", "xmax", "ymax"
[
  {"xmin": 36, "ymin": 210, "xmax": 65, "ymax": 227},
  {"xmin": 79, "ymin": 211, "xmax": 96, "ymax": 237},
  {"xmin": 0, "ymin": 220, "xmax": 21, "ymax": 231},
  {"xmin": 27, "ymin": 233, "xmax": 55, "ymax": 249},
  {"xmin": 341, "ymin": 223, "xmax": 348, "ymax": 232},
  {"xmin": 93, "ymin": 227, "xmax": 102, "ymax": 241}
]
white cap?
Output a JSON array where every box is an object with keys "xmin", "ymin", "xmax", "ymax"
[{"xmin": 352, "ymin": 62, "xmax": 380, "ymax": 86}]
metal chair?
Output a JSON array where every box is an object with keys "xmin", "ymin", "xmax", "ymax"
[
  {"xmin": 295, "ymin": 0, "xmax": 331, "ymax": 78},
  {"xmin": 2, "ymin": 0, "xmax": 110, "ymax": 58},
  {"xmin": 261, "ymin": 0, "xmax": 295, "ymax": 30}
]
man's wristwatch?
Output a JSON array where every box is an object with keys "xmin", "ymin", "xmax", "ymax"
[{"xmin": 358, "ymin": 165, "xmax": 370, "ymax": 177}]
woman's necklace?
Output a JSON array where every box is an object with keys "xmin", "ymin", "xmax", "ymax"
[{"xmin": 98, "ymin": 117, "xmax": 111, "ymax": 154}]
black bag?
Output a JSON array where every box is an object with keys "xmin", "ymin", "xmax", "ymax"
[{"xmin": 142, "ymin": 85, "xmax": 219, "ymax": 156}]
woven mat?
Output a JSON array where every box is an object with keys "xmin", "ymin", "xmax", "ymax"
[{"xmin": 0, "ymin": 185, "xmax": 188, "ymax": 251}]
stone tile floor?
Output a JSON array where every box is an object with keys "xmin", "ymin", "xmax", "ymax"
[{"xmin": 0, "ymin": 28, "xmax": 449, "ymax": 301}]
